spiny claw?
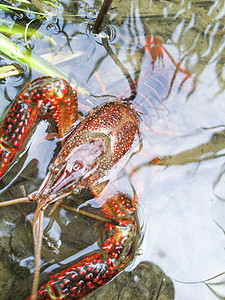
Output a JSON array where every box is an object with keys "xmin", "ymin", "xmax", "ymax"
[
  {"xmin": 0, "ymin": 76, "xmax": 78, "ymax": 179},
  {"xmin": 28, "ymin": 193, "xmax": 137, "ymax": 299}
]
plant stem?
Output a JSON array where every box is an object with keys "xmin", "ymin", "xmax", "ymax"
[{"xmin": 93, "ymin": 0, "xmax": 113, "ymax": 34}]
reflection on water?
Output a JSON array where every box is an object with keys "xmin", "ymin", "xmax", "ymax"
[{"xmin": 0, "ymin": 0, "xmax": 225, "ymax": 299}]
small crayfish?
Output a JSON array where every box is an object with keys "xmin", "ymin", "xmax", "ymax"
[{"xmin": 0, "ymin": 37, "xmax": 193, "ymax": 299}]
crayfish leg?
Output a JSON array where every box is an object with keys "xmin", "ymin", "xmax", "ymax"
[
  {"xmin": 0, "ymin": 76, "xmax": 78, "ymax": 178},
  {"xmin": 28, "ymin": 193, "xmax": 137, "ymax": 299}
]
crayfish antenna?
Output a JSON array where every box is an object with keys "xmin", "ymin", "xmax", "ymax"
[
  {"xmin": 30, "ymin": 205, "xmax": 45, "ymax": 300},
  {"xmin": 0, "ymin": 196, "xmax": 30, "ymax": 206}
]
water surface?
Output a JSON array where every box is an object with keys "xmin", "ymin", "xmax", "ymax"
[{"xmin": 0, "ymin": 0, "xmax": 225, "ymax": 299}]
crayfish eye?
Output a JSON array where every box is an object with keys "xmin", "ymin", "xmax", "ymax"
[
  {"xmin": 48, "ymin": 163, "xmax": 60, "ymax": 174},
  {"xmin": 73, "ymin": 187, "xmax": 80, "ymax": 194},
  {"xmin": 48, "ymin": 163, "xmax": 54, "ymax": 171}
]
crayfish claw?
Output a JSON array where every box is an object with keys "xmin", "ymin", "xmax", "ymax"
[{"xmin": 28, "ymin": 193, "xmax": 137, "ymax": 299}]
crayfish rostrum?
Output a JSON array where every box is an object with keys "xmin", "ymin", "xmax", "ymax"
[{"xmin": 0, "ymin": 37, "xmax": 193, "ymax": 299}]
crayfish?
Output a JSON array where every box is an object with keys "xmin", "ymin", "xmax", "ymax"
[{"xmin": 0, "ymin": 37, "xmax": 193, "ymax": 299}]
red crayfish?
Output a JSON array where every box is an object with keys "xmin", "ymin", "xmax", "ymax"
[{"xmin": 0, "ymin": 37, "xmax": 193, "ymax": 299}]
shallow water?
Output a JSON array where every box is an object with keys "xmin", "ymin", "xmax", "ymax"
[{"xmin": 0, "ymin": 0, "xmax": 225, "ymax": 299}]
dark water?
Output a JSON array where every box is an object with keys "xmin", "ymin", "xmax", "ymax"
[{"xmin": 0, "ymin": 0, "xmax": 225, "ymax": 299}]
